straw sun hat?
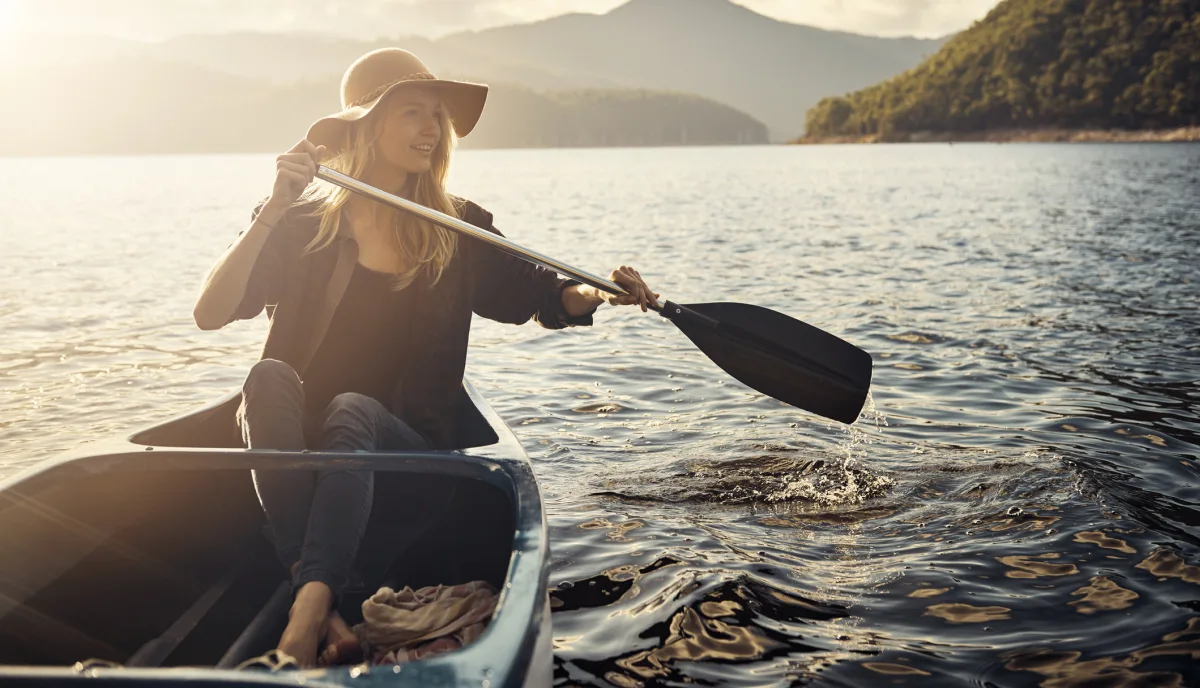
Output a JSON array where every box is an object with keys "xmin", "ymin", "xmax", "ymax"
[{"xmin": 306, "ymin": 48, "xmax": 488, "ymax": 153}]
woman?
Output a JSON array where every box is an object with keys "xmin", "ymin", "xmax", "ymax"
[{"xmin": 192, "ymin": 48, "xmax": 658, "ymax": 667}]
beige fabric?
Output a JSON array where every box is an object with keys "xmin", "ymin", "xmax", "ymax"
[
  {"xmin": 355, "ymin": 581, "xmax": 497, "ymax": 664},
  {"xmin": 306, "ymin": 48, "xmax": 488, "ymax": 152}
]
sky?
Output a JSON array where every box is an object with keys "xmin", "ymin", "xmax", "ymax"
[{"xmin": 1, "ymin": 0, "xmax": 1003, "ymax": 41}]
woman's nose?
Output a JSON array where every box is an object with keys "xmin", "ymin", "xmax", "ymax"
[{"xmin": 421, "ymin": 114, "xmax": 440, "ymax": 137}]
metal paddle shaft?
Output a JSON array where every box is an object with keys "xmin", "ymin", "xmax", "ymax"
[
  {"xmin": 314, "ymin": 166, "xmax": 873, "ymax": 424},
  {"xmin": 316, "ymin": 166, "xmax": 626, "ymax": 297}
]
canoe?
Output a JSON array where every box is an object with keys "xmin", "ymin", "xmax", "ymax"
[{"xmin": 0, "ymin": 380, "xmax": 552, "ymax": 687}]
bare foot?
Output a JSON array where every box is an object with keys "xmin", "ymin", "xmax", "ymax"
[
  {"xmin": 319, "ymin": 611, "xmax": 363, "ymax": 666},
  {"xmin": 277, "ymin": 582, "xmax": 333, "ymax": 668}
]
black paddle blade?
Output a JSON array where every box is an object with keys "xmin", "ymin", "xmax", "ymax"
[{"xmin": 661, "ymin": 301, "xmax": 873, "ymax": 424}]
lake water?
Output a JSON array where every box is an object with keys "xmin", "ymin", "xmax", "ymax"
[{"xmin": 2, "ymin": 144, "xmax": 1199, "ymax": 686}]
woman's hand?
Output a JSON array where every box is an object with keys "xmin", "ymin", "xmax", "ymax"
[
  {"xmin": 264, "ymin": 139, "xmax": 326, "ymax": 214},
  {"xmin": 603, "ymin": 265, "xmax": 660, "ymax": 312}
]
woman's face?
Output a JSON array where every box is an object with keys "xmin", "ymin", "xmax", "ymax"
[{"xmin": 376, "ymin": 87, "xmax": 443, "ymax": 176}]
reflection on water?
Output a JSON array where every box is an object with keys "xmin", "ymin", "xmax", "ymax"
[{"xmin": 2, "ymin": 144, "xmax": 1199, "ymax": 685}]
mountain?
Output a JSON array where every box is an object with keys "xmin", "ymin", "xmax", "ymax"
[
  {"xmin": 805, "ymin": 0, "xmax": 1200, "ymax": 138},
  {"xmin": 438, "ymin": 0, "xmax": 944, "ymax": 139},
  {"xmin": 134, "ymin": 0, "xmax": 943, "ymax": 141},
  {"xmin": 470, "ymin": 87, "xmax": 767, "ymax": 148},
  {"xmin": 0, "ymin": 54, "xmax": 766, "ymax": 156},
  {"xmin": 0, "ymin": 0, "xmax": 946, "ymax": 153},
  {"xmin": 155, "ymin": 33, "xmax": 624, "ymax": 92}
]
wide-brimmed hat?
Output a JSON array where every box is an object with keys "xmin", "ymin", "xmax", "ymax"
[{"xmin": 306, "ymin": 48, "xmax": 488, "ymax": 152}]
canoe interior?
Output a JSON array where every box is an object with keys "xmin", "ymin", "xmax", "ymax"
[{"xmin": 0, "ymin": 390, "xmax": 517, "ymax": 670}]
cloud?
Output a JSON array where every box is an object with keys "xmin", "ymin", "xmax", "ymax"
[
  {"xmin": 753, "ymin": 0, "xmax": 1000, "ymax": 37},
  {"xmin": 8, "ymin": 0, "xmax": 509, "ymax": 38},
  {"xmin": 9, "ymin": 0, "xmax": 999, "ymax": 40}
]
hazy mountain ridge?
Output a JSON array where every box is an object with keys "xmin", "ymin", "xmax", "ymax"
[
  {"xmin": 0, "ymin": 0, "xmax": 949, "ymax": 154},
  {"xmin": 440, "ymin": 0, "xmax": 946, "ymax": 139},
  {"xmin": 145, "ymin": 0, "xmax": 944, "ymax": 139},
  {"xmin": 0, "ymin": 52, "xmax": 766, "ymax": 156}
]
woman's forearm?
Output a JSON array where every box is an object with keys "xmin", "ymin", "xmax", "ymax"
[
  {"xmin": 561, "ymin": 283, "xmax": 606, "ymax": 317},
  {"xmin": 192, "ymin": 201, "xmax": 285, "ymax": 330}
]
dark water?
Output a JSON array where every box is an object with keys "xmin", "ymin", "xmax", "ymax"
[{"xmin": 2, "ymin": 145, "xmax": 1199, "ymax": 686}]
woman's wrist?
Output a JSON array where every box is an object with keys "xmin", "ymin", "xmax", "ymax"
[
  {"xmin": 563, "ymin": 283, "xmax": 607, "ymax": 316},
  {"xmin": 256, "ymin": 197, "xmax": 289, "ymax": 229}
]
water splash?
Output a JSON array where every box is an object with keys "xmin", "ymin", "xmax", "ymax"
[{"xmin": 764, "ymin": 391, "xmax": 895, "ymax": 506}]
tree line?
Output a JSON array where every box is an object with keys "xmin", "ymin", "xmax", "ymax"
[{"xmin": 805, "ymin": 0, "xmax": 1200, "ymax": 138}]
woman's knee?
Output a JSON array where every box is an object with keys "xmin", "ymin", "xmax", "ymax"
[
  {"xmin": 243, "ymin": 359, "xmax": 302, "ymax": 398},
  {"xmin": 323, "ymin": 393, "xmax": 376, "ymax": 427},
  {"xmin": 322, "ymin": 393, "xmax": 382, "ymax": 448}
]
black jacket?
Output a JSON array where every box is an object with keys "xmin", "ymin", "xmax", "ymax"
[{"xmin": 229, "ymin": 198, "xmax": 594, "ymax": 448}]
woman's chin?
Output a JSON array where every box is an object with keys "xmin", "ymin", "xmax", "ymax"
[
  {"xmin": 377, "ymin": 156, "xmax": 432, "ymax": 177},
  {"xmin": 401, "ymin": 159, "xmax": 433, "ymax": 175}
]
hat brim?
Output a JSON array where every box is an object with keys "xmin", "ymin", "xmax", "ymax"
[{"xmin": 306, "ymin": 78, "xmax": 488, "ymax": 153}]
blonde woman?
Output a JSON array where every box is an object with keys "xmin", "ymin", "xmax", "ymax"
[{"xmin": 192, "ymin": 48, "xmax": 658, "ymax": 667}]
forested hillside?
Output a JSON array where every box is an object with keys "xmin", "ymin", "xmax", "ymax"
[{"xmin": 805, "ymin": 0, "xmax": 1200, "ymax": 138}]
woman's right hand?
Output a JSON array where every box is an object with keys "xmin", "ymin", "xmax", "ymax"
[{"xmin": 266, "ymin": 139, "xmax": 326, "ymax": 211}]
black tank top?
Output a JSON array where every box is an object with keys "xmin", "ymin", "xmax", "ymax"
[{"xmin": 301, "ymin": 262, "xmax": 417, "ymax": 440}]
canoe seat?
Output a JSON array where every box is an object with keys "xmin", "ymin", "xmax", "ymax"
[
  {"xmin": 216, "ymin": 580, "xmax": 291, "ymax": 669},
  {"xmin": 125, "ymin": 559, "xmax": 244, "ymax": 667}
]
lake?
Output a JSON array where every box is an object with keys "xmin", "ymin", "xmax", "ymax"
[{"xmin": 2, "ymin": 144, "xmax": 1198, "ymax": 685}]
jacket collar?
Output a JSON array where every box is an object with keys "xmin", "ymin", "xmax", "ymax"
[{"xmin": 293, "ymin": 236, "xmax": 359, "ymax": 375}]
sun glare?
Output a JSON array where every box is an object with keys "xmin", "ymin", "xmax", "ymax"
[{"xmin": 0, "ymin": 0, "xmax": 15, "ymax": 40}]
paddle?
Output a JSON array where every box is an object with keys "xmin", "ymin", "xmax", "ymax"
[{"xmin": 315, "ymin": 166, "xmax": 873, "ymax": 424}]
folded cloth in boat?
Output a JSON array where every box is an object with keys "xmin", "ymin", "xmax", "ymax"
[{"xmin": 355, "ymin": 581, "xmax": 497, "ymax": 664}]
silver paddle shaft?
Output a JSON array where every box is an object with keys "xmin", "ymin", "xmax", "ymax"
[{"xmin": 315, "ymin": 166, "xmax": 629, "ymax": 298}]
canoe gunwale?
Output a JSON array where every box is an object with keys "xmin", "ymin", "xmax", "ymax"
[{"xmin": 0, "ymin": 380, "xmax": 549, "ymax": 687}]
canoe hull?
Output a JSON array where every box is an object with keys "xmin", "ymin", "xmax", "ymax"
[{"xmin": 0, "ymin": 381, "xmax": 550, "ymax": 687}]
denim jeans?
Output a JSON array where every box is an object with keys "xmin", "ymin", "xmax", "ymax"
[{"xmin": 237, "ymin": 358, "xmax": 428, "ymax": 603}]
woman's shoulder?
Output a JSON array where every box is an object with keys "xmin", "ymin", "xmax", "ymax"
[{"xmin": 450, "ymin": 195, "xmax": 495, "ymax": 231}]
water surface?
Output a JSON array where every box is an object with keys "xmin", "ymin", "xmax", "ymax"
[{"xmin": 2, "ymin": 144, "xmax": 1199, "ymax": 686}]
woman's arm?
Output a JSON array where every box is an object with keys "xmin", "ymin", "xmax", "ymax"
[
  {"xmin": 561, "ymin": 284, "xmax": 605, "ymax": 318},
  {"xmin": 561, "ymin": 266, "xmax": 660, "ymax": 315},
  {"xmin": 192, "ymin": 139, "xmax": 324, "ymax": 330},
  {"xmin": 192, "ymin": 201, "xmax": 286, "ymax": 330},
  {"xmin": 467, "ymin": 203, "xmax": 660, "ymax": 327}
]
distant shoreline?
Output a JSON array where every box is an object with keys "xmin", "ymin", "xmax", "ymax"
[{"xmin": 791, "ymin": 127, "xmax": 1200, "ymax": 145}]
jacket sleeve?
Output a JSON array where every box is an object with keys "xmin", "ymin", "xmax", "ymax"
[
  {"xmin": 464, "ymin": 202, "xmax": 596, "ymax": 329},
  {"xmin": 227, "ymin": 199, "xmax": 286, "ymax": 324}
]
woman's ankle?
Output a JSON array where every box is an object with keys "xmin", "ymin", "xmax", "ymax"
[{"xmin": 290, "ymin": 581, "xmax": 334, "ymax": 622}]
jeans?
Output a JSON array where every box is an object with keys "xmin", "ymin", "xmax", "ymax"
[{"xmin": 237, "ymin": 358, "xmax": 428, "ymax": 603}]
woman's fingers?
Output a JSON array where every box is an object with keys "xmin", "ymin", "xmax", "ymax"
[
  {"xmin": 283, "ymin": 139, "xmax": 325, "ymax": 172},
  {"xmin": 624, "ymin": 266, "xmax": 651, "ymax": 312},
  {"xmin": 615, "ymin": 266, "xmax": 638, "ymax": 309},
  {"xmin": 279, "ymin": 152, "xmax": 317, "ymax": 176},
  {"xmin": 278, "ymin": 160, "xmax": 313, "ymax": 179},
  {"xmin": 609, "ymin": 266, "xmax": 656, "ymax": 312},
  {"xmin": 279, "ymin": 169, "xmax": 309, "ymax": 189},
  {"xmin": 632, "ymin": 269, "xmax": 660, "ymax": 308}
]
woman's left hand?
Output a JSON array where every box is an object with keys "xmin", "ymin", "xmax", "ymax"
[{"xmin": 604, "ymin": 265, "xmax": 660, "ymax": 313}]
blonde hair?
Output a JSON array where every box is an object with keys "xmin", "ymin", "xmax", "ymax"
[{"xmin": 301, "ymin": 102, "xmax": 461, "ymax": 290}]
